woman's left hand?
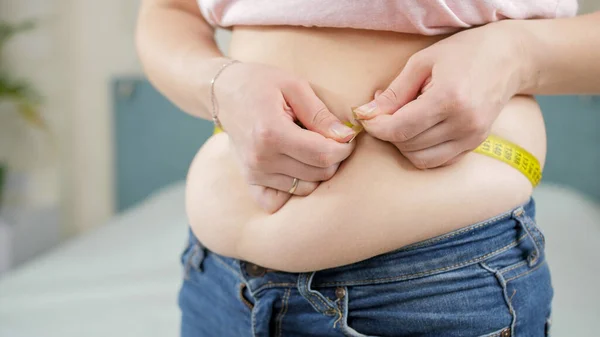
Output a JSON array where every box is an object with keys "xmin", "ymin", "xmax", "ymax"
[{"xmin": 354, "ymin": 21, "xmax": 529, "ymax": 168}]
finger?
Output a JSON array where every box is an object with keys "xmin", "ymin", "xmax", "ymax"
[
  {"xmin": 354, "ymin": 53, "xmax": 433, "ymax": 119},
  {"xmin": 245, "ymin": 123, "xmax": 348, "ymax": 176},
  {"xmin": 270, "ymin": 155, "xmax": 339, "ymax": 182},
  {"xmin": 248, "ymin": 172, "xmax": 319, "ymax": 196},
  {"xmin": 278, "ymin": 122, "xmax": 354, "ymax": 168},
  {"xmin": 402, "ymin": 140, "xmax": 464, "ymax": 170},
  {"xmin": 441, "ymin": 150, "xmax": 470, "ymax": 167},
  {"xmin": 395, "ymin": 121, "xmax": 457, "ymax": 152},
  {"xmin": 282, "ymin": 81, "xmax": 355, "ymax": 143},
  {"xmin": 361, "ymin": 94, "xmax": 446, "ymax": 143},
  {"xmin": 420, "ymin": 76, "xmax": 433, "ymax": 94},
  {"xmin": 248, "ymin": 186, "xmax": 291, "ymax": 213}
]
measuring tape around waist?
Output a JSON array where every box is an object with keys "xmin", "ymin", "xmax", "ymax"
[
  {"xmin": 473, "ymin": 134, "xmax": 542, "ymax": 186},
  {"xmin": 213, "ymin": 125, "xmax": 542, "ymax": 187}
]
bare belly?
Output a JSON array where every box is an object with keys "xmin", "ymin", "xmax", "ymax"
[{"xmin": 186, "ymin": 26, "xmax": 547, "ymax": 272}]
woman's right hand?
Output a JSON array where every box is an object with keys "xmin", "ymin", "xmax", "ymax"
[{"xmin": 214, "ymin": 61, "xmax": 356, "ymax": 212}]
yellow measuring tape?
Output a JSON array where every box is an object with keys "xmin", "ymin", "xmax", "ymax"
[
  {"xmin": 213, "ymin": 124, "xmax": 542, "ymax": 187},
  {"xmin": 474, "ymin": 134, "xmax": 542, "ymax": 186}
]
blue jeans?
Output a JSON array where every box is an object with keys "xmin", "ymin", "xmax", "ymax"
[{"xmin": 179, "ymin": 199, "xmax": 552, "ymax": 337}]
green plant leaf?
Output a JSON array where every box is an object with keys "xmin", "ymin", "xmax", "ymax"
[
  {"xmin": 0, "ymin": 19, "xmax": 46, "ymax": 131},
  {"xmin": 0, "ymin": 75, "xmax": 41, "ymax": 103},
  {"xmin": 0, "ymin": 75, "xmax": 45, "ymax": 130},
  {"xmin": 0, "ymin": 20, "xmax": 35, "ymax": 55},
  {"xmin": 17, "ymin": 101, "xmax": 46, "ymax": 130}
]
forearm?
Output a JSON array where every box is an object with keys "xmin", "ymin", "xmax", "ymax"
[
  {"xmin": 136, "ymin": 0, "xmax": 228, "ymax": 119},
  {"xmin": 512, "ymin": 11, "xmax": 600, "ymax": 95}
]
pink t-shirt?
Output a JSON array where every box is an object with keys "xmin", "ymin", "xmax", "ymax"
[{"xmin": 197, "ymin": 0, "xmax": 578, "ymax": 35}]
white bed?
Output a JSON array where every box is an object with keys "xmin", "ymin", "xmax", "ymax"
[{"xmin": 0, "ymin": 182, "xmax": 599, "ymax": 337}]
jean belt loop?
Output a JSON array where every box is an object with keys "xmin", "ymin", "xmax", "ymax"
[
  {"xmin": 512, "ymin": 206, "xmax": 543, "ymax": 267},
  {"xmin": 191, "ymin": 243, "xmax": 206, "ymax": 272},
  {"xmin": 183, "ymin": 243, "xmax": 206, "ymax": 280},
  {"xmin": 297, "ymin": 272, "xmax": 337, "ymax": 315}
]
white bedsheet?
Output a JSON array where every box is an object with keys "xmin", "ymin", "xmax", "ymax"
[
  {"xmin": 0, "ymin": 183, "xmax": 189, "ymax": 337},
  {"xmin": 0, "ymin": 182, "xmax": 598, "ymax": 337},
  {"xmin": 532, "ymin": 184, "xmax": 600, "ymax": 337}
]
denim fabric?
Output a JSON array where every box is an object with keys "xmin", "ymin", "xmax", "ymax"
[{"xmin": 179, "ymin": 199, "xmax": 552, "ymax": 337}]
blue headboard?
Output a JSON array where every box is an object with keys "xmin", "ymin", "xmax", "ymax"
[
  {"xmin": 538, "ymin": 95, "xmax": 600, "ymax": 199},
  {"xmin": 112, "ymin": 78, "xmax": 214, "ymax": 211},
  {"xmin": 112, "ymin": 77, "xmax": 600, "ymax": 211}
]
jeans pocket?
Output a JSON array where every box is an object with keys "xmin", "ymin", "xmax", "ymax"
[
  {"xmin": 336, "ymin": 264, "xmax": 513, "ymax": 337},
  {"xmin": 481, "ymin": 244, "xmax": 553, "ymax": 337}
]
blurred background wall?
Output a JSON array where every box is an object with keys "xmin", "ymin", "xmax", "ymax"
[
  {"xmin": 0, "ymin": 0, "xmax": 235, "ymax": 236},
  {"xmin": 0, "ymin": 0, "xmax": 142, "ymax": 235}
]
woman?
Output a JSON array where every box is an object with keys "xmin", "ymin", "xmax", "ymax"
[{"xmin": 137, "ymin": 1, "xmax": 599, "ymax": 335}]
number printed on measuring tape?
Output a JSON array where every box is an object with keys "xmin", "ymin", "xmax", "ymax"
[{"xmin": 474, "ymin": 135, "xmax": 542, "ymax": 187}]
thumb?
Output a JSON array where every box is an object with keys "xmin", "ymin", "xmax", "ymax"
[
  {"xmin": 283, "ymin": 81, "xmax": 355, "ymax": 142},
  {"xmin": 354, "ymin": 55, "xmax": 433, "ymax": 120}
]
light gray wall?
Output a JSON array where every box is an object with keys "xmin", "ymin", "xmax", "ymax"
[{"xmin": 580, "ymin": 0, "xmax": 600, "ymax": 13}]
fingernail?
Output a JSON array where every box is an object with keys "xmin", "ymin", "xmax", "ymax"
[
  {"xmin": 343, "ymin": 117, "xmax": 364, "ymax": 143},
  {"xmin": 353, "ymin": 101, "xmax": 378, "ymax": 119},
  {"xmin": 330, "ymin": 122, "xmax": 355, "ymax": 139}
]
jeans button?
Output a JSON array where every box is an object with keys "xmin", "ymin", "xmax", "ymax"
[
  {"xmin": 500, "ymin": 328, "xmax": 511, "ymax": 337},
  {"xmin": 335, "ymin": 287, "xmax": 346, "ymax": 299},
  {"xmin": 245, "ymin": 263, "xmax": 266, "ymax": 277}
]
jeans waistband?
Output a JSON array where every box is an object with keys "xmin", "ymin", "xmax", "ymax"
[{"xmin": 193, "ymin": 198, "xmax": 541, "ymax": 293}]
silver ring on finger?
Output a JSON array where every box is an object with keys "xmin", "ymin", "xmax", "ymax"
[{"xmin": 288, "ymin": 177, "xmax": 300, "ymax": 194}]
